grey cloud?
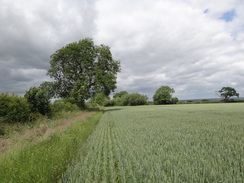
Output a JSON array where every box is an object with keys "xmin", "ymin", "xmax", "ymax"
[
  {"xmin": 0, "ymin": 0, "xmax": 98, "ymax": 95},
  {"xmin": 1, "ymin": 0, "xmax": 244, "ymax": 100},
  {"xmin": 101, "ymin": 0, "xmax": 244, "ymax": 100}
]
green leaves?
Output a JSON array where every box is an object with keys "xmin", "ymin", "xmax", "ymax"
[
  {"xmin": 217, "ymin": 87, "xmax": 239, "ymax": 102},
  {"xmin": 24, "ymin": 87, "xmax": 51, "ymax": 116},
  {"xmin": 153, "ymin": 86, "xmax": 176, "ymax": 104},
  {"xmin": 0, "ymin": 93, "xmax": 30, "ymax": 123},
  {"xmin": 47, "ymin": 38, "xmax": 121, "ymax": 107}
]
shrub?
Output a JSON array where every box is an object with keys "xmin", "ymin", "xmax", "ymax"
[
  {"xmin": 0, "ymin": 93, "xmax": 30, "ymax": 123},
  {"xmin": 24, "ymin": 87, "xmax": 51, "ymax": 116},
  {"xmin": 122, "ymin": 93, "xmax": 148, "ymax": 106},
  {"xmin": 112, "ymin": 97, "xmax": 124, "ymax": 106},
  {"xmin": 171, "ymin": 97, "xmax": 179, "ymax": 104},
  {"xmin": 92, "ymin": 93, "xmax": 110, "ymax": 106},
  {"xmin": 103, "ymin": 99, "xmax": 115, "ymax": 107},
  {"xmin": 84, "ymin": 102, "xmax": 100, "ymax": 111},
  {"xmin": 51, "ymin": 100, "xmax": 80, "ymax": 115}
]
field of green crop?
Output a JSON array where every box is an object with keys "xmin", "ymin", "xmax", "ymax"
[{"xmin": 62, "ymin": 103, "xmax": 244, "ymax": 183}]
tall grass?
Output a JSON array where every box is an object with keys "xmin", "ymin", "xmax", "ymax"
[
  {"xmin": 62, "ymin": 103, "xmax": 244, "ymax": 182},
  {"xmin": 0, "ymin": 111, "xmax": 102, "ymax": 183}
]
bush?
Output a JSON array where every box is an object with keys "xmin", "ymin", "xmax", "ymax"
[
  {"xmin": 122, "ymin": 93, "xmax": 148, "ymax": 106},
  {"xmin": 171, "ymin": 97, "xmax": 179, "ymax": 104},
  {"xmin": 103, "ymin": 99, "xmax": 115, "ymax": 107},
  {"xmin": 24, "ymin": 87, "xmax": 51, "ymax": 116},
  {"xmin": 92, "ymin": 93, "xmax": 110, "ymax": 106},
  {"xmin": 112, "ymin": 97, "xmax": 124, "ymax": 106},
  {"xmin": 51, "ymin": 100, "xmax": 80, "ymax": 115},
  {"xmin": 0, "ymin": 93, "xmax": 30, "ymax": 123},
  {"xmin": 84, "ymin": 102, "xmax": 100, "ymax": 111}
]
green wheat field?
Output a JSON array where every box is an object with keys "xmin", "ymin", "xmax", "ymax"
[{"xmin": 62, "ymin": 103, "xmax": 244, "ymax": 183}]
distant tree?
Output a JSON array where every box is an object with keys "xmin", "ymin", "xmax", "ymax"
[
  {"xmin": 172, "ymin": 97, "xmax": 179, "ymax": 104},
  {"xmin": 153, "ymin": 86, "xmax": 176, "ymax": 104},
  {"xmin": 217, "ymin": 87, "xmax": 239, "ymax": 102},
  {"xmin": 24, "ymin": 87, "xmax": 51, "ymax": 116},
  {"xmin": 47, "ymin": 38, "xmax": 121, "ymax": 108},
  {"xmin": 113, "ymin": 91, "xmax": 128, "ymax": 98}
]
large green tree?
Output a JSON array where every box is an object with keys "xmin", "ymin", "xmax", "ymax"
[
  {"xmin": 153, "ymin": 86, "xmax": 176, "ymax": 104},
  {"xmin": 47, "ymin": 38, "xmax": 121, "ymax": 107},
  {"xmin": 217, "ymin": 87, "xmax": 239, "ymax": 102}
]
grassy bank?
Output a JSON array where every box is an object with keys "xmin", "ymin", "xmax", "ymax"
[{"xmin": 0, "ymin": 111, "xmax": 102, "ymax": 183}]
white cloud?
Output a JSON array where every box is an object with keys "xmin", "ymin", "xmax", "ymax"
[
  {"xmin": 0, "ymin": 0, "xmax": 98, "ymax": 94},
  {"xmin": 0, "ymin": 0, "xmax": 243, "ymax": 100},
  {"xmin": 95, "ymin": 0, "xmax": 244, "ymax": 99}
]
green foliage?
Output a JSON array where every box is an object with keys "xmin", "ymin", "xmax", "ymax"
[
  {"xmin": 0, "ymin": 112, "xmax": 102, "ymax": 183},
  {"xmin": 24, "ymin": 87, "xmax": 51, "ymax": 116},
  {"xmin": 0, "ymin": 123, "xmax": 5, "ymax": 136},
  {"xmin": 171, "ymin": 97, "xmax": 179, "ymax": 104},
  {"xmin": 99, "ymin": 92, "xmax": 148, "ymax": 106},
  {"xmin": 0, "ymin": 93, "xmax": 30, "ymax": 123},
  {"xmin": 113, "ymin": 91, "xmax": 128, "ymax": 98},
  {"xmin": 122, "ymin": 93, "xmax": 148, "ymax": 106},
  {"xmin": 62, "ymin": 104, "xmax": 244, "ymax": 182},
  {"xmin": 112, "ymin": 97, "xmax": 124, "ymax": 106},
  {"xmin": 47, "ymin": 38, "xmax": 121, "ymax": 107},
  {"xmin": 153, "ymin": 85, "xmax": 176, "ymax": 104},
  {"xmin": 177, "ymin": 100, "xmax": 221, "ymax": 104},
  {"xmin": 92, "ymin": 93, "xmax": 110, "ymax": 106},
  {"xmin": 217, "ymin": 87, "xmax": 239, "ymax": 102},
  {"xmin": 39, "ymin": 81, "xmax": 56, "ymax": 98},
  {"xmin": 50, "ymin": 100, "xmax": 79, "ymax": 116},
  {"xmin": 84, "ymin": 103, "xmax": 100, "ymax": 111},
  {"xmin": 103, "ymin": 99, "xmax": 116, "ymax": 107}
]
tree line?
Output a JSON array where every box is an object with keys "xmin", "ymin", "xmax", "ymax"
[
  {"xmin": 0, "ymin": 38, "xmax": 121, "ymax": 124},
  {"xmin": 0, "ymin": 38, "xmax": 241, "ymax": 124}
]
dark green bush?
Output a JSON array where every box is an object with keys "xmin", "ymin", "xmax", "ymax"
[
  {"xmin": 0, "ymin": 93, "xmax": 30, "ymax": 123},
  {"xmin": 24, "ymin": 87, "xmax": 51, "ymax": 116}
]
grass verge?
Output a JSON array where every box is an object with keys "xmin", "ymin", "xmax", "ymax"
[{"xmin": 0, "ymin": 111, "xmax": 102, "ymax": 183}]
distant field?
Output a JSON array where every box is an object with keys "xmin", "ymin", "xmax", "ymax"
[{"xmin": 62, "ymin": 103, "xmax": 244, "ymax": 182}]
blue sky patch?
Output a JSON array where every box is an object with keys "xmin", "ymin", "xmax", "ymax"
[
  {"xmin": 220, "ymin": 9, "xmax": 236, "ymax": 22},
  {"xmin": 203, "ymin": 9, "xmax": 209, "ymax": 14}
]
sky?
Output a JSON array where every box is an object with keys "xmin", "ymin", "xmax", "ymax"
[{"xmin": 1, "ymin": 0, "xmax": 244, "ymax": 100}]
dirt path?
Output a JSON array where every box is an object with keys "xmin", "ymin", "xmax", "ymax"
[{"xmin": 0, "ymin": 112, "xmax": 95, "ymax": 152}]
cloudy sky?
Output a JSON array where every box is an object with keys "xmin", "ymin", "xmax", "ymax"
[{"xmin": 1, "ymin": 0, "xmax": 244, "ymax": 100}]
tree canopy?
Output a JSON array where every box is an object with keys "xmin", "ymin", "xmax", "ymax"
[
  {"xmin": 217, "ymin": 87, "xmax": 239, "ymax": 102},
  {"xmin": 122, "ymin": 93, "xmax": 148, "ymax": 106},
  {"xmin": 47, "ymin": 38, "xmax": 121, "ymax": 107},
  {"xmin": 153, "ymin": 86, "xmax": 177, "ymax": 104},
  {"xmin": 113, "ymin": 91, "xmax": 128, "ymax": 98}
]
